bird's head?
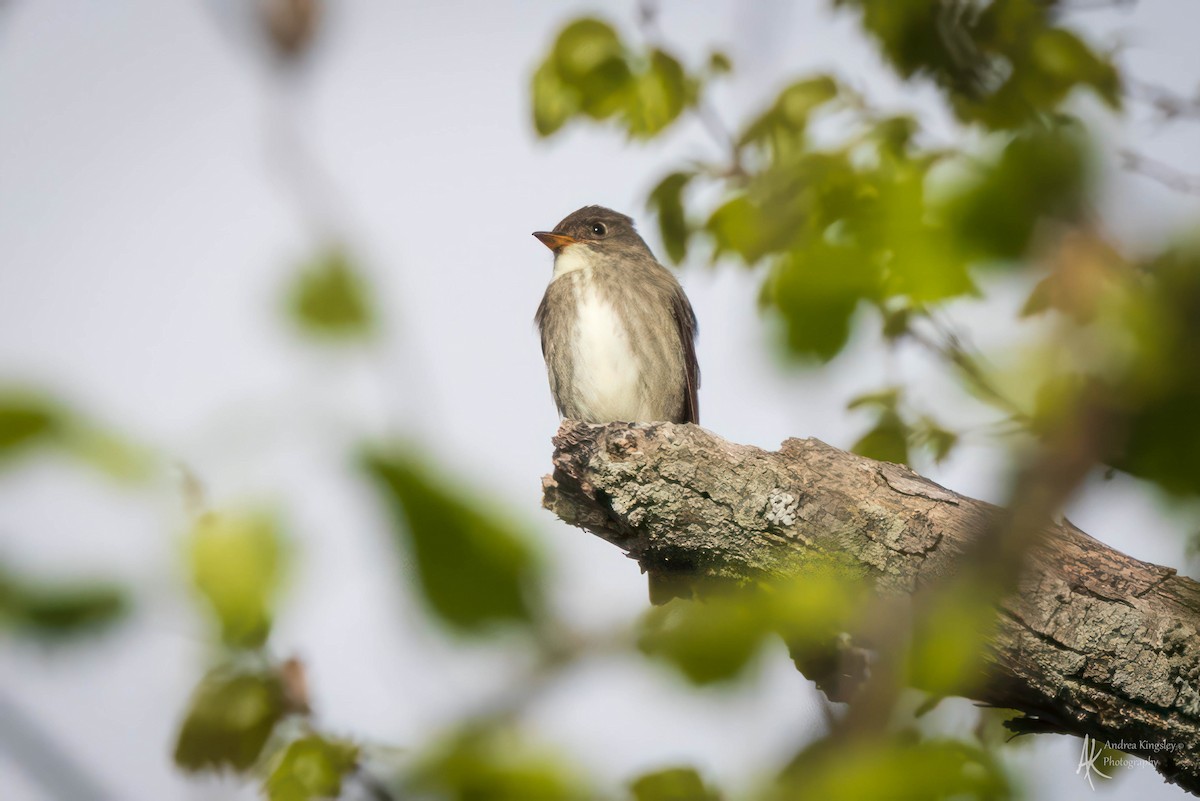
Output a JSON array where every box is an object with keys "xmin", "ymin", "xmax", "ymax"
[{"xmin": 533, "ymin": 205, "xmax": 648, "ymax": 255}]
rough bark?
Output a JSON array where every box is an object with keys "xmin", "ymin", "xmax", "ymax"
[{"xmin": 542, "ymin": 420, "xmax": 1200, "ymax": 795}]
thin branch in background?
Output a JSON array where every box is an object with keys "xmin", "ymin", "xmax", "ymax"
[
  {"xmin": 351, "ymin": 766, "xmax": 399, "ymax": 801},
  {"xmin": 1119, "ymin": 148, "xmax": 1200, "ymax": 195},
  {"xmin": 262, "ymin": 87, "xmax": 347, "ymax": 241},
  {"xmin": 636, "ymin": 0, "xmax": 744, "ymax": 177},
  {"xmin": 0, "ymin": 692, "xmax": 116, "ymax": 801},
  {"xmin": 1125, "ymin": 76, "xmax": 1200, "ymax": 123},
  {"xmin": 1054, "ymin": 0, "xmax": 1139, "ymax": 11},
  {"xmin": 907, "ymin": 314, "xmax": 1033, "ymax": 427}
]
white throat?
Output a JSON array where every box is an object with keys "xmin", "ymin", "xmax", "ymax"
[{"xmin": 552, "ymin": 243, "xmax": 593, "ymax": 280}]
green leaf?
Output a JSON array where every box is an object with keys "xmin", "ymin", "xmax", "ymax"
[
  {"xmin": 881, "ymin": 307, "xmax": 911, "ymax": 340},
  {"xmin": 60, "ymin": 424, "xmax": 153, "ymax": 483},
  {"xmin": 364, "ymin": 448, "xmax": 540, "ymax": 632},
  {"xmin": 707, "ymin": 196, "xmax": 766, "ymax": 263},
  {"xmin": 840, "ymin": 0, "xmax": 1116, "ymax": 129},
  {"xmin": 552, "ymin": 18, "xmax": 632, "ymax": 121},
  {"xmin": 532, "ymin": 59, "xmax": 578, "ymax": 137},
  {"xmin": 0, "ymin": 391, "xmax": 151, "ymax": 481},
  {"xmin": 739, "ymin": 76, "xmax": 838, "ymax": 150},
  {"xmin": 770, "ymin": 571, "xmax": 868, "ymax": 659},
  {"xmin": 625, "ymin": 50, "xmax": 689, "ymax": 138},
  {"xmin": 174, "ymin": 667, "xmax": 288, "ymax": 773},
  {"xmin": 1107, "ymin": 246, "xmax": 1200, "ymax": 495},
  {"xmin": 639, "ymin": 596, "xmax": 772, "ymax": 684},
  {"xmin": 647, "ymin": 171, "xmax": 693, "ymax": 264},
  {"xmin": 1030, "ymin": 28, "xmax": 1120, "ymax": 106},
  {"xmin": 286, "ymin": 248, "xmax": 375, "ymax": 340},
  {"xmin": 553, "ymin": 19, "xmax": 624, "ymax": 84},
  {"xmin": 706, "ymin": 51, "xmax": 732, "ymax": 76},
  {"xmin": 913, "ymin": 417, "xmax": 959, "ymax": 464},
  {"xmin": 411, "ymin": 728, "xmax": 589, "ymax": 801},
  {"xmin": 0, "ymin": 564, "xmax": 128, "ymax": 639},
  {"xmin": 762, "ymin": 245, "xmax": 880, "ymax": 361},
  {"xmin": 872, "ymin": 164, "xmax": 975, "ymax": 303},
  {"xmin": 1020, "ymin": 274, "xmax": 1055, "ymax": 318},
  {"xmin": 909, "ymin": 590, "xmax": 995, "ymax": 695},
  {"xmin": 851, "ymin": 411, "xmax": 910, "ymax": 466},
  {"xmin": 778, "ymin": 736, "xmax": 1012, "ymax": 801},
  {"xmin": 532, "ymin": 19, "xmax": 697, "ymax": 139},
  {"xmin": 846, "ymin": 388, "xmax": 901, "ymax": 412},
  {"xmin": 947, "ymin": 125, "xmax": 1090, "ymax": 262},
  {"xmin": 265, "ymin": 735, "xmax": 359, "ymax": 801},
  {"xmin": 630, "ymin": 766, "xmax": 720, "ymax": 801},
  {"xmin": 188, "ymin": 510, "xmax": 286, "ymax": 649},
  {"xmin": 0, "ymin": 393, "xmax": 62, "ymax": 462}
]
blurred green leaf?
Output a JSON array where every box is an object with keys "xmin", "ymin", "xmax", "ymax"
[
  {"xmin": 1109, "ymin": 246, "xmax": 1200, "ymax": 495},
  {"xmin": 287, "ymin": 248, "xmax": 375, "ymax": 340},
  {"xmin": 532, "ymin": 59, "xmax": 578, "ymax": 137},
  {"xmin": 409, "ymin": 728, "xmax": 590, "ymax": 801},
  {"xmin": 847, "ymin": 388, "xmax": 901, "ymax": 412},
  {"xmin": 0, "ymin": 563, "xmax": 128, "ymax": 639},
  {"xmin": 852, "ymin": 411, "xmax": 910, "ymax": 466},
  {"xmin": 532, "ymin": 18, "xmax": 694, "ymax": 139},
  {"xmin": 174, "ymin": 667, "xmax": 288, "ymax": 773},
  {"xmin": 630, "ymin": 766, "xmax": 720, "ymax": 801},
  {"xmin": 913, "ymin": 417, "xmax": 959, "ymax": 464},
  {"xmin": 552, "ymin": 18, "xmax": 632, "ymax": 122},
  {"xmin": 60, "ymin": 424, "xmax": 153, "ymax": 483},
  {"xmin": 265, "ymin": 735, "xmax": 359, "ymax": 801},
  {"xmin": 847, "ymin": 387, "xmax": 913, "ymax": 465},
  {"xmin": 0, "ymin": 390, "xmax": 152, "ymax": 481},
  {"xmin": 1029, "ymin": 27, "xmax": 1120, "ymax": 106},
  {"xmin": 1020, "ymin": 274, "xmax": 1055, "ymax": 318},
  {"xmin": 364, "ymin": 448, "xmax": 541, "ymax": 633},
  {"xmin": 640, "ymin": 595, "xmax": 772, "ymax": 684},
  {"xmin": 706, "ymin": 51, "xmax": 732, "ymax": 76},
  {"xmin": 881, "ymin": 306, "xmax": 911, "ymax": 341},
  {"xmin": 947, "ymin": 125, "xmax": 1090, "ymax": 262},
  {"xmin": 647, "ymin": 171, "xmax": 693, "ymax": 264},
  {"xmin": 707, "ymin": 196, "xmax": 770, "ymax": 264},
  {"xmin": 625, "ymin": 50, "xmax": 689, "ymax": 138},
  {"xmin": 188, "ymin": 510, "xmax": 286, "ymax": 649},
  {"xmin": 0, "ymin": 393, "xmax": 61, "ymax": 460},
  {"xmin": 777, "ymin": 736, "xmax": 1012, "ymax": 801},
  {"xmin": 762, "ymin": 245, "xmax": 880, "ymax": 361},
  {"xmin": 909, "ymin": 591, "xmax": 995, "ymax": 695},
  {"xmin": 739, "ymin": 76, "xmax": 838, "ymax": 150},
  {"xmin": 838, "ymin": 0, "xmax": 1117, "ymax": 129},
  {"xmin": 770, "ymin": 569, "xmax": 867, "ymax": 647},
  {"xmin": 871, "ymin": 163, "xmax": 975, "ymax": 303}
]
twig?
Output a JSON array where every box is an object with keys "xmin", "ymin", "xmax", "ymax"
[
  {"xmin": 0, "ymin": 691, "xmax": 117, "ymax": 801},
  {"xmin": 635, "ymin": 0, "xmax": 744, "ymax": 177},
  {"xmin": 1054, "ymin": 0, "xmax": 1139, "ymax": 10},
  {"xmin": 1119, "ymin": 148, "xmax": 1200, "ymax": 195},
  {"xmin": 907, "ymin": 315, "xmax": 1032, "ymax": 427},
  {"xmin": 1126, "ymin": 77, "xmax": 1200, "ymax": 123}
]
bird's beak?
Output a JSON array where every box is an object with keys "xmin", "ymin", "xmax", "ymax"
[{"xmin": 533, "ymin": 231, "xmax": 577, "ymax": 252}]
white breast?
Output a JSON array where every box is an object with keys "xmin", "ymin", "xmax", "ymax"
[{"xmin": 570, "ymin": 282, "xmax": 651, "ymax": 423}]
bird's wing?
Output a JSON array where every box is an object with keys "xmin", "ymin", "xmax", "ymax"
[
  {"xmin": 534, "ymin": 286, "xmax": 562, "ymax": 415},
  {"xmin": 534, "ymin": 289, "xmax": 551, "ymax": 359},
  {"xmin": 671, "ymin": 286, "xmax": 700, "ymax": 425}
]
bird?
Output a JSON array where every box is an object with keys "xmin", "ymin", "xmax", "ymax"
[{"xmin": 533, "ymin": 205, "xmax": 699, "ymax": 427}]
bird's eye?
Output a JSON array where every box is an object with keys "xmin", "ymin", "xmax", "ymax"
[{"xmin": 591, "ymin": 223, "xmax": 607, "ymax": 236}]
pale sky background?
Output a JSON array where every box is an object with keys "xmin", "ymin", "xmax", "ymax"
[{"xmin": 0, "ymin": 1, "xmax": 1198, "ymax": 800}]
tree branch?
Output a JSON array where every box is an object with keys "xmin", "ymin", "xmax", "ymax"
[{"xmin": 543, "ymin": 420, "xmax": 1200, "ymax": 795}]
